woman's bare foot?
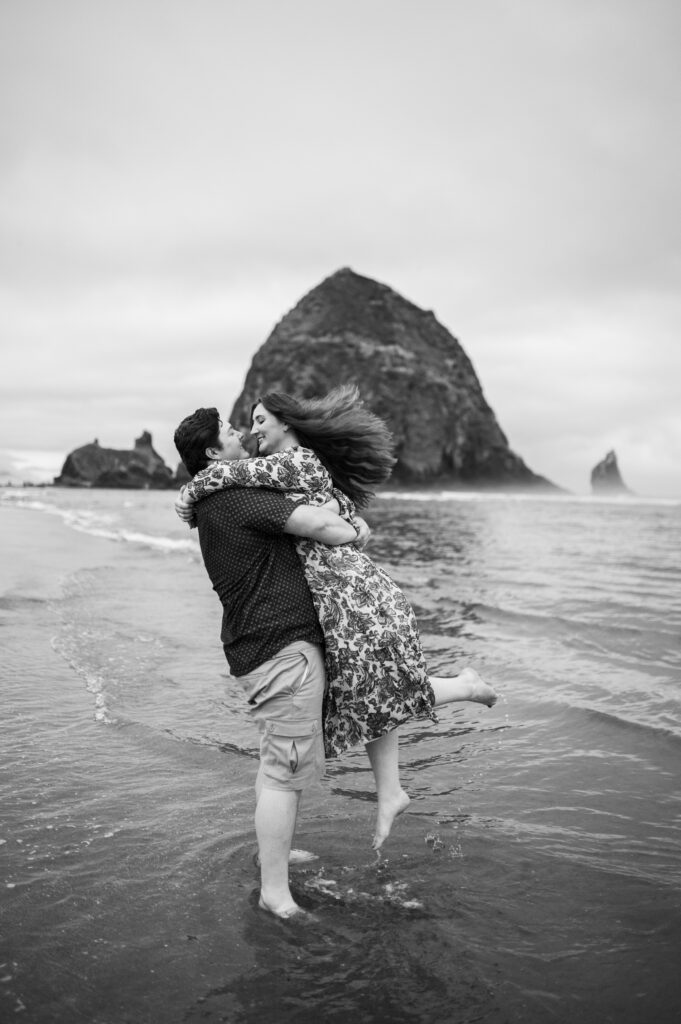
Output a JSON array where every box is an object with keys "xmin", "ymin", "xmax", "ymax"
[
  {"xmin": 373, "ymin": 789, "xmax": 411, "ymax": 851},
  {"xmin": 429, "ymin": 669, "xmax": 498, "ymax": 708},
  {"xmin": 459, "ymin": 667, "xmax": 498, "ymax": 707}
]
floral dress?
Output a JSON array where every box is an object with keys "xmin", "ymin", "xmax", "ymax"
[{"xmin": 186, "ymin": 447, "xmax": 437, "ymax": 757}]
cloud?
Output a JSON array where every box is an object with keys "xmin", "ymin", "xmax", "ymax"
[{"xmin": 1, "ymin": 0, "xmax": 680, "ymax": 494}]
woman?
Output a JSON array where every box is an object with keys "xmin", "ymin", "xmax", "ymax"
[{"xmin": 176, "ymin": 385, "xmax": 496, "ymax": 848}]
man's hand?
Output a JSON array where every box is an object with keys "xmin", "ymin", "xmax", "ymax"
[
  {"xmin": 353, "ymin": 516, "xmax": 371, "ymax": 550},
  {"xmin": 284, "ymin": 505, "xmax": 357, "ymax": 545},
  {"xmin": 175, "ymin": 487, "xmax": 195, "ymax": 524}
]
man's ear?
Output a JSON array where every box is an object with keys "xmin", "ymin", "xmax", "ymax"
[{"xmin": 205, "ymin": 447, "xmax": 219, "ymax": 460}]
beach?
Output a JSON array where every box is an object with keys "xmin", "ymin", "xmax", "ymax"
[{"xmin": 1, "ymin": 489, "xmax": 680, "ymax": 1023}]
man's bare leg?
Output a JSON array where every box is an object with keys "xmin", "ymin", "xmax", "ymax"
[
  {"xmin": 255, "ymin": 783, "xmax": 303, "ymax": 917},
  {"xmin": 365, "ymin": 728, "xmax": 410, "ymax": 851},
  {"xmin": 253, "ymin": 766, "xmax": 316, "ymax": 868},
  {"xmin": 430, "ymin": 667, "xmax": 497, "ymax": 707}
]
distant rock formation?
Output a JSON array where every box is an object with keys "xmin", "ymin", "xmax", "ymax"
[
  {"xmin": 230, "ymin": 268, "xmax": 557, "ymax": 490},
  {"xmin": 174, "ymin": 461, "xmax": 191, "ymax": 486},
  {"xmin": 591, "ymin": 450, "xmax": 631, "ymax": 494},
  {"xmin": 55, "ymin": 432, "xmax": 176, "ymax": 489}
]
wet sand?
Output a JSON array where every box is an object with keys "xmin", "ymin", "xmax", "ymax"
[{"xmin": 2, "ymin": 501, "xmax": 681, "ymax": 1023}]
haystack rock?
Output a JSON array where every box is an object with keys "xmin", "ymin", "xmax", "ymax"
[
  {"xmin": 230, "ymin": 268, "xmax": 557, "ymax": 490},
  {"xmin": 591, "ymin": 450, "xmax": 631, "ymax": 494},
  {"xmin": 54, "ymin": 431, "xmax": 176, "ymax": 489}
]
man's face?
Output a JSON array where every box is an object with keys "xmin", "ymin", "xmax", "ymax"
[{"xmin": 214, "ymin": 421, "xmax": 249, "ymax": 461}]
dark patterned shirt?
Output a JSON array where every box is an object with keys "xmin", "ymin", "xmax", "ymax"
[{"xmin": 194, "ymin": 487, "xmax": 323, "ymax": 676}]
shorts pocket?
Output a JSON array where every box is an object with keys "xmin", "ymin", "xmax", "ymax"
[
  {"xmin": 261, "ymin": 719, "xmax": 322, "ymax": 787},
  {"xmin": 288, "ymin": 651, "xmax": 311, "ymax": 699}
]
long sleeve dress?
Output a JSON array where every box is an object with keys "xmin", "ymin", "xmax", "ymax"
[{"xmin": 186, "ymin": 447, "xmax": 437, "ymax": 757}]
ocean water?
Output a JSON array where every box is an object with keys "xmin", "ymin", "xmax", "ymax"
[{"xmin": 1, "ymin": 486, "xmax": 680, "ymax": 1023}]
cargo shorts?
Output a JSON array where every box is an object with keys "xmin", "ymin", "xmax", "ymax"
[{"xmin": 237, "ymin": 641, "xmax": 326, "ymax": 792}]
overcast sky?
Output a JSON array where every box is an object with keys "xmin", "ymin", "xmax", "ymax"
[{"xmin": 2, "ymin": 0, "xmax": 680, "ymax": 496}]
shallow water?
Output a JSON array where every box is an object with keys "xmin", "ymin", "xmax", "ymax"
[{"xmin": 1, "ymin": 488, "xmax": 680, "ymax": 1022}]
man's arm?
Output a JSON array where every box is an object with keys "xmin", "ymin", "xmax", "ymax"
[{"xmin": 284, "ymin": 505, "xmax": 357, "ymax": 545}]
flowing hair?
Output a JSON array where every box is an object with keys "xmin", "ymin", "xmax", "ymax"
[{"xmin": 255, "ymin": 385, "xmax": 395, "ymax": 509}]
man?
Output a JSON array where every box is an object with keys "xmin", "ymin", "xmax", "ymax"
[{"xmin": 174, "ymin": 407, "xmax": 363, "ymax": 920}]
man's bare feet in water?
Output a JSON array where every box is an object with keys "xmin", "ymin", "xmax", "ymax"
[
  {"xmin": 459, "ymin": 667, "xmax": 498, "ymax": 706},
  {"xmin": 253, "ymin": 848, "xmax": 319, "ymax": 868},
  {"xmin": 258, "ymin": 896, "xmax": 317, "ymax": 921},
  {"xmin": 373, "ymin": 789, "xmax": 411, "ymax": 851}
]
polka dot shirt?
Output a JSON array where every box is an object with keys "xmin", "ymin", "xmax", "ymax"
[{"xmin": 194, "ymin": 487, "xmax": 323, "ymax": 676}]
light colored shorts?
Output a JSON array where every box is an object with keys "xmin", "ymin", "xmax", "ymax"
[{"xmin": 237, "ymin": 641, "xmax": 326, "ymax": 792}]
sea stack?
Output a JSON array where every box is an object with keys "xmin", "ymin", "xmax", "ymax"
[
  {"xmin": 55, "ymin": 432, "xmax": 176, "ymax": 488},
  {"xmin": 230, "ymin": 268, "xmax": 556, "ymax": 490},
  {"xmin": 591, "ymin": 450, "xmax": 631, "ymax": 495}
]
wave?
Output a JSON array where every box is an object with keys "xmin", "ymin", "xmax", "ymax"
[
  {"xmin": 1, "ymin": 491, "xmax": 199, "ymax": 555},
  {"xmin": 577, "ymin": 703, "xmax": 681, "ymax": 744},
  {"xmin": 72, "ymin": 524, "xmax": 198, "ymax": 554},
  {"xmin": 378, "ymin": 490, "xmax": 681, "ymax": 507},
  {"xmin": 50, "ymin": 630, "xmax": 121, "ymax": 727},
  {"xmin": 468, "ymin": 600, "xmax": 678, "ymax": 644}
]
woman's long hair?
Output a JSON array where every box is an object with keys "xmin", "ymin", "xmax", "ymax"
[{"xmin": 255, "ymin": 385, "xmax": 396, "ymax": 509}]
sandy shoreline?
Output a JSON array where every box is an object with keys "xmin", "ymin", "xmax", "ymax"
[
  {"xmin": 1, "ymin": 503, "xmax": 128, "ymax": 599},
  {"xmin": 0, "ymin": 507, "xmax": 258, "ymax": 1021}
]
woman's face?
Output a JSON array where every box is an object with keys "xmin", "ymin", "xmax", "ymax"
[{"xmin": 250, "ymin": 403, "xmax": 290, "ymax": 455}]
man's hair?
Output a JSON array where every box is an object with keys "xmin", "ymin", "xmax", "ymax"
[
  {"xmin": 255, "ymin": 384, "xmax": 396, "ymax": 509},
  {"xmin": 174, "ymin": 407, "xmax": 221, "ymax": 477}
]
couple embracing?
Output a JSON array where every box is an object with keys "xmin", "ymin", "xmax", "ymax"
[{"xmin": 174, "ymin": 385, "xmax": 496, "ymax": 920}]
